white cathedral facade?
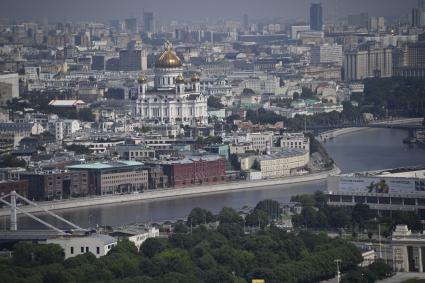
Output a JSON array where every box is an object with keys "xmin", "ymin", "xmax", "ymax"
[{"xmin": 134, "ymin": 42, "xmax": 208, "ymax": 125}]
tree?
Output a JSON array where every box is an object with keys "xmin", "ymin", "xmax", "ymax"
[
  {"xmin": 188, "ymin": 208, "xmax": 215, "ymax": 226},
  {"xmin": 218, "ymin": 207, "xmax": 243, "ymax": 225},
  {"xmin": 77, "ymin": 108, "xmax": 95, "ymax": 122},
  {"xmin": 352, "ymin": 203, "xmax": 374, "ymax": 231},
  {"xmin": 293, "ymin": 92, "xmax": 300, "ymax": 100},
  {"xmin": 141, "ymin": 238, "xmax": 169, "ymax": 258},
  {"xmin": 301, "ymin": 87, "xmax": 314, "ymax": 99},
  {"xmin": 0, "ymin": 155, "xmax": 26, "ymax": 168},
  {"xmin": 245, "ymin": 209, "xmax": 269, "ymax": 228},
  {"xmin": 255, "ymin": 200, "xmax": 281, "ymax": 220},
  {"xmin": 207, "ymin": 96, "xmax": 224, "ymax": 109},
  {"xmin": 64, "ymin": 144, "xmax": 91, "ymax": 155}
]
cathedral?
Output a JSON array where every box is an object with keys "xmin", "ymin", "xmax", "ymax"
[{"xmin": 134, "ymin": 42, "xmax": 208, "ymax": 125}]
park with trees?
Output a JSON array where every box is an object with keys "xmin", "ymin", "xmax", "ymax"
[{"xmin": 0, "ymin": 200, "xmax": 369, "ymax": 283}]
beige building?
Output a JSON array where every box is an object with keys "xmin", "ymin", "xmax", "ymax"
[
  {"xmin": 344, "ymin": 46, "xmax": 393, "ymax": 81},
  {"xmin": 247, "ymin": 132, "xmax": 274, "ymax": 152},
  {"xmin": 257, "ymin": 148, "xmax": 309, "ymax": 178},
  {"xmin": 280, "ymin": 133, "xmax": 310, "ymax": 153}
]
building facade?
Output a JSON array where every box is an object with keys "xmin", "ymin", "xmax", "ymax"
[
  {"xmin": 344, "ymin": 45, "xmax": 393, "ymax": 81},
  {"xmin": 0, "ymin": 73, "xmax": 19, "ymax": 106},
  {"xmin": 158, "ymin": 155, "xmax": 226, "ymax": 188},
  {"xmin": 20, "ymin": 170, "xmax": 89, "ymax": 200},
  {"xmin": 257, "ymin": 149, "xmax": 309, "ymax": 178},
  {"xmin": 134, "ymin": 42, "xmax": 208, "ymax": 125},
  {"xmin": 67, "ymin": 161, "xmax": 149, "ymax": 195}
]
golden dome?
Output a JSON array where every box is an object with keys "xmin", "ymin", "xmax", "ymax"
[
  {"xmin": 191, "ymin": 73, "xmax": 200, "ymax": 82},
  {"xmin": 155, "ymin": 41, "xmax": 183, "ymax": 68},
  {"xmin": 138, "ymin": 73, "xmax": 147, "ymax": 84},
  {"xmin": 176, "ymin": 74, "xmax": 185, "ymax": 83}
]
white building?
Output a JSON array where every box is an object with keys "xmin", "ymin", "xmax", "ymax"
[
  {"xmin": 47, "ymin": 234, "xmax": 117, "ymax": 259},
  {"xmin": 110, "ymin": 227, "xmax": 159, "ymax": 251},
  {"xmin": 280, "ymin": 133, "xmax": 310, "ymax": 153},
  {"xmin": 134, "ymin": 42, "xmax": 208, "ymax": 125},
  {"xmin": 0, "ymin": 73, "xmax": 19, "ymax": 106},
  {"xmin": 311, "ymin": 44, "xmax": 343, "ymax": 66},
  {"xmin": 257, "ymin": 148, "xmax": 310, "ymax": 178},
  {"xmin": 246, "ymin": 132, "xmax": 274, "ymax": 152}
]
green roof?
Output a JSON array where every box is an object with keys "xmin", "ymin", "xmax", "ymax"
[{"xmin": 67, "ymin": 160, "xmax": 143, "ymax": 170}]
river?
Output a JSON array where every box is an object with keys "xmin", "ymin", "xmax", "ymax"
[{"xmin": 8, "ymin": 128, "xmax": 425, "ymax": 230}]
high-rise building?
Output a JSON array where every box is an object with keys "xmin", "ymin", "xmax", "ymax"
[
  {"xmin": 412, "ymin": 8, "xmax": 422, "ymax": 27},
  {"xmin": 125, "ymin": 18, "xmax": 138, "ymax": 34},
  {"xmin": 143, "ymin": 12, "xmax": 155, "ymax": 33},
  {"xmin": 0, "ymin": 73, "xmax": 19, "ymax": 106},
  {"xmin": 119, "ymin": 49, "xmax": 148, "ymax": 71},
  {"xmin": 419, "ymin": 0, "xmax": 425, "ymax": 10},
  {"xmin": 369, "ymin": 16, "xmax": 386, "ymax": 32},
  {"xmin": 310, "ymin": 3, "xmax": 323, "ymax": 31},
  {"xmin": 243, "ymin": 14, "xmax": 249, "ymax": 30},
  {"xmin": 393, "ymin": 42, "xmax": 425, "ymax": 78},
  {"xmin": 311, "ymin": 44, "xmax": 343, "ymax": 66},
  {"xmin": 344, "ymin": 44, "xmax": 393, "ymax": 81},
  {"xmin": 348, "ymin": 13, "xmax": 369, "ymax": 28}
]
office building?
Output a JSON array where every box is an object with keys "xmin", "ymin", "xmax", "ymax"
[
  {"xmin": 311, "ymin": 44, "xmax": 343, "ymax": 66},
  {"xmin": 20, "ymin": 170, "xmax": 89, "ymax": 200},
  {"xmin": 157, "ymin": 155, "xmax": 226, "ymax": 188},
  {"xmin": 243, "ymin": 14, "xmax": 249, "ymax": 30},
  {"xmin": 280, "ymin": 133, "xmax": 310, "ymax": 153},
  {"xmin": 344, "ymin": 45, "xmax": 393, "ymax": 81},
  {"xmin": 310, "ymin": 3, "xmax": 323, "ymax": 31},
  {"xmin": 91, "ymin": 55, "xmax": 106, "ymax": 71},
  {"xmin": 369, "ymin": 17, "xmax": 386, "ymax": 32},
  {"xmin": 67, "ymin": 161, "xmax": 149, "ymax": 195},
  {"xmin": 0, "ymin": 73, "xmax": 19, "ymax": 106},
  {"xmin": 394, "ymin": 42, "xmax": 425, "ymax": 78},
  {"xmin": 348, "ymin": 13, "xmax": 369, "ymax": 28},
  {"xmin": 125, "ymin": 18, "xmax": 138, "ymax": 33},
  {"xmin": 119, "ymin": 49, "xmax": 148, "ymax": 71},
  {"xmin": 0, "ymin": 180, "xmax": 28, "ymax": 198},
  {"xmin": 257, "ymin": 148, "xmax": 310, "ymax": 178},
  {"xmin": 246, "ymin": 132, "xmax": 274, "ymax": 152},
  {"xmin": 328, "ymin": 168, "xmax": 425, "ymax": 216},
  {"xmin": 143, "ymin": 12, "xmax": 155, "ymax": 33}
]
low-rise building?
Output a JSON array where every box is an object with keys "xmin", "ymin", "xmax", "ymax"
[
  {"xmin": 109, "ymin": 227, "xmax": 159, "ymax": 251},
  {"xmin": 67, "ymin": 161, "xmax": 149, "ymax": 195},
  {"xmin": 327, "ymin": 168, "xmax": 425, "ymax": 214},
  {"xmin": 280, "ymin": 133, "xmax": 310, "ymax": 153},
  {"xmin": 246, "ymin": 132, "xmax": 274, "ymax": 152},
  {"xmin": 114, "ymin": 144, "xmax": 155, "ymax": 160},
  {"xmin": 0, "ymin": 179, "xmax": 28, "ymax": 198},
  {"xmin": 155, "ymin": 155, "xmax": 226, "ymax": 188},
  {"xmin": 20, "ymin": 169, "xmax": 89, "ymax": 200},
  {"xmin": 257, "ymin": 148, "xmax": 309, "ymax": 178},
  {"xmin": 47, "ymin": 234, "xmax": 117, "ymax": 259}
]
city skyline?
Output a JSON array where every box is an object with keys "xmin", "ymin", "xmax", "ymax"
[{"xmin": 0, "ymin": 0, "xmax": 418, "ymax": 22}]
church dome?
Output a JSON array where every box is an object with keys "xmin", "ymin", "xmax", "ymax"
[
  {"xmin": 155, "ymin": 41, "xmax": 183, "ymax": 68},
  {"xmin": 138, "ymin": 73, "xmax": 147, "ymax": 84}
]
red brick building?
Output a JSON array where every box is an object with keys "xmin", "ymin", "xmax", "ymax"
[
  {"xmin": 0, "ymin": 180, "xmax": 29, "ymax": 198},
  {"xmin": 159, "ymin": 156, "xmax": 226, "ymax": 188}
]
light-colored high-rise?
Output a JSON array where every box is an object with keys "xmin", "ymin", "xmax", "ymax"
[{"xmin": 344, "ymin": 46, "xmax": 393, "ymax": 81}]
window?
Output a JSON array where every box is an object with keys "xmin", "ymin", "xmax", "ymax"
[
  {"xmin": 81, "ymin": 247, "xmax": 84, "ymax": 253},
  {"xmin": 96, "ymin": 247, "xmax": 100, "ymax": 254},
  {"xmin": 70, "ymin": 247, "xmax": 74, "ymax": 254},
  {"xmin": 86, "ymin": 247, "xmax": 89, "ymax": 252}
]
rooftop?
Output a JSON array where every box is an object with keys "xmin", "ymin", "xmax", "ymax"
[{"xmin": 67, "ymin": 160, "xmax": 144, "ymax": 170}]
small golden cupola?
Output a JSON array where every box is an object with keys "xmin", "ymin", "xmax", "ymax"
[
  {"xmin": 175, "ymin": 73, "xmax": 185, "ymax": 84},
  {"xmin": 191, "ymin": 73, "xmax": 200, "ymax": 82}
]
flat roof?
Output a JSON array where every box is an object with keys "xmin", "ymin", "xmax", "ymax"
[{"xmin": 67, "ymin": 160, "xmax": 143, "ymax": 170}]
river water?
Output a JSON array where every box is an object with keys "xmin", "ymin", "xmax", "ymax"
[{"xmin": 9, "ymin": 128, "xmax": 425, "ymax": 230}]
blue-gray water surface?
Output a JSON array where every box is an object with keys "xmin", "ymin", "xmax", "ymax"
[{"xmin": 8, "ymin": 128, "xmax": 425, "ymax": 230}]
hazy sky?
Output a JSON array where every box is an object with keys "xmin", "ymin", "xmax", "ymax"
[{"xmin": 0, "ymin": 0, "xmax": 417, "ymax": 22}]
